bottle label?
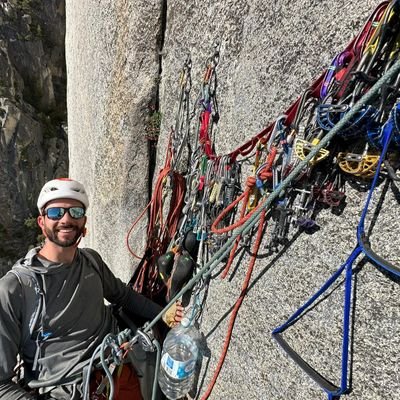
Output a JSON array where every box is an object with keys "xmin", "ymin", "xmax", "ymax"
[{"xmin": 161, "ymin": 353, "xmax": 196, "ymax": 380}]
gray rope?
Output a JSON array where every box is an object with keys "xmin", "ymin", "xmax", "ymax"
[
  {"xmin": 151, "ymin": 339, "xmax": 162, "ymax": 400},
  {"xmin": 144, "ymin": 57, "xmax": 400, "ymax": 334}
]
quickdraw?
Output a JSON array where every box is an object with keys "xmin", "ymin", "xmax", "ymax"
[
  {"xmin": 171, "ymin": 55, "xmax": 193, "ymax": 171},
  {"xmin": 194, "ymin": 42, "xmax": 220, "ymax": 159},
  {"xmin": 320, "ymin": 1, "xmax": 388, "ymax": 100}
]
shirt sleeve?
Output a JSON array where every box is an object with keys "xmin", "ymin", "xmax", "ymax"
[
  {"xmin": 88, "ymin": 250, "xmax": 163, "ymax": 321},
  {"xmin": 0, "ymin": 273, "xmax": 34, "ymax": 399}
]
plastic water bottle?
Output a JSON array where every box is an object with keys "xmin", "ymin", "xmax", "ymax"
[{"xmin": 158, "ymin": 318, "xmax": 200, "ymax": 399}]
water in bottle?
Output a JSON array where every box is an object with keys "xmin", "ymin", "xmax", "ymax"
[{"xmin": 158, "ymin": 318, "xmax": 200, "ymax": 399}]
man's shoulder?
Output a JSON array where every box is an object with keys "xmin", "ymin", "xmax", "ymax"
[
  {"xmin": 0, "ymin": 267, "xmax": 26, "ymax": 306},
  {"xmin": 8, "ymin": 252, "xmax": 40, "ymax": 283},
  {"xmin": 80, "ymin": 247, "xmax": 101, "ymax": 258},
  {"xmin": 1, "ymin": 248, "xmax": 43, "ymax": 298},
  {"xmin": 12, "ymin": 247, "xmax": 41, "ymax": 269},
  {"xmin": 0, "ymin": 270, "xmax": 22, "ymax": 290},
  {"xmin": 79, "ymin": 248, "xmax": 105, "ymax": 274},
  {"xmin": 3, "ymin": 264, "xmax": 40, "ymax": 303}
]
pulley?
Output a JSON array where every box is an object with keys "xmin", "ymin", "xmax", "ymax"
[
  {"xmin": 294, "ymin": 138, "xmax": 330, "ymax": 165},
  {"xmin": 337, "ymin": 151, "xmax": 379, "ymax": 177}
]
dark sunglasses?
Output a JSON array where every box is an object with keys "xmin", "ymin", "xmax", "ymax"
[{"xmin": 44, "ymin": 207, "xmax": 86, "ymax": 221}]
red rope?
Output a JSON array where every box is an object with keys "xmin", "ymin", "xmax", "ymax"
[
  {"xmin": 127, "ymin": 133, "xmax": 186, "ymax": 298},
  {"xmin": 220, "ymin": 180, "xmax": 252, "ymax": 279},
  {"xmin": 211, "ymin": 147, "xmax": 277, "ymax": 237},
  {"xmin": 125, "ymin": 199, "xmax": 154, "ymax": 260},
  {"xmin": 199, "ymin": 110, "xmax": 214, "ymax": 158},
  {"xmin": 131, "ymin": 168, "xmax": 185, "ymax": 297},
  {"xmin": 200, "ymin": 209, "xmax": 266, "ymax": 400}
]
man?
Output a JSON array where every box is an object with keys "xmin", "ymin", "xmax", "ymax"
[{"xmin": 0, "ymin": 178, "xmax": 183, "ymax": 399}]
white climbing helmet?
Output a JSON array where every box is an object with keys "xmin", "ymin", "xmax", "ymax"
[{"xmin": 37, "ymin": 178, "xmax": 89, "ymax": 212}]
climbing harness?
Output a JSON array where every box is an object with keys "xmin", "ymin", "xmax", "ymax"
[{"xmin": 82, "ymin": 326, "xmax": 161, "ymax": 400}]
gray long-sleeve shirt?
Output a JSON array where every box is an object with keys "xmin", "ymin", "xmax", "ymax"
[{"xmin": 0, "ymin": 247, "xmax": 163, "ymax": 399}]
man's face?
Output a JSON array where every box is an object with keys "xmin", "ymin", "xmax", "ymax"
[{"xmin": 37, "ymin": 199, "xmax": 87, "ymax": 248}]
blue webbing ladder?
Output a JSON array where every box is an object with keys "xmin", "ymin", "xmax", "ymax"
[{"xmin": 272, "ymin": 102, "xmax": 400, "ymax": 400}]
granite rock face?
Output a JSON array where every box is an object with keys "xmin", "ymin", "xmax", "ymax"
[
  {"xmin": 66, "ymin": 1, "xmax": 399, "ymax": 399},
  {"xmin": 66, "ymin": 0, "xmax": 165, "ymax": 283},
  {"xmin": 0, "ymin": 0, "xmax": 67, "ymax": 262}
]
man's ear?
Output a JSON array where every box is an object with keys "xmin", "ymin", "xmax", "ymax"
[
  {"xmin": 37, "ymin": 215, "xmax": 47, "ymax": 238},
  {"xmin": 37, "ymin": 215, "xmax": 44, "ymax": 230},
  {"xmin": 82, "ymin": 216, "xmax": 87, "ymax": 237}
]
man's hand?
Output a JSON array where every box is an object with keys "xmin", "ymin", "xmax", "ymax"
[{"xmin": 162, "ymin": 301, "xmax": 184, "ymax": 328}]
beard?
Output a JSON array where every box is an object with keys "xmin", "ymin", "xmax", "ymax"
[{"xmin": 44, "ymin": 224, "xmax": 84, "ymax": 247}]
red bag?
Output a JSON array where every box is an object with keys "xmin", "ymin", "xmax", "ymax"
[{"xmin": 90, "ymin": 364, "xmax": 143, "ymax": 400}]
